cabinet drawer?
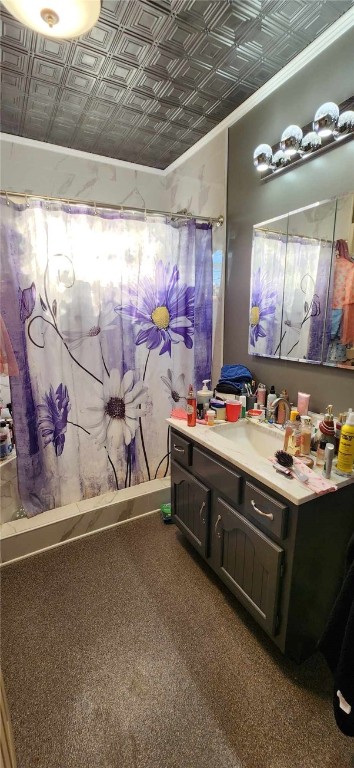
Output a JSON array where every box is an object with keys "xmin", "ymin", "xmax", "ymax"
[
  {"xmin": 193, "ymin": 447, "xmax": 242, "ymax": 506},
  {"xmin": 244, "ymin": 482, "xmax": 288, "ymax": 540},
  {"xmin": 171, "ymin": 434, "xmax": 192, "ymax": 468}
]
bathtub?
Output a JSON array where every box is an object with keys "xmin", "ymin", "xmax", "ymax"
[{"xmin": 0, "ymin": 451, "xmax": 22, "ymax": 524}]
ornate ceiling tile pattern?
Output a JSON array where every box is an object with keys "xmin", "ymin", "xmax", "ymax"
[{"xmin": 0, "ymin": 0, "xmax": 351, "ymax": 169}]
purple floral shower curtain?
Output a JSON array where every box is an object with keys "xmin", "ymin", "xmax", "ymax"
[{"xmin": 0, "ymin": 199, "xmax": 212, "ymax": 516}]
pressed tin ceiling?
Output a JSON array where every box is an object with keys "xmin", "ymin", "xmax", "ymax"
[{"xmin": 0, "ymin": 0, "xmax": 352, "ymax": 170}]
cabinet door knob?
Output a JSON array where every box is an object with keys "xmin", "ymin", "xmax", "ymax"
[
  {"xmin": 251, "ymin": 499, "xmax": 274, "ymax": 520},
  {"xmin": 215, "ymin": 514, "xmax": 222, "ymax": 537},
  {"xmin": 173, "ymin": 444, "xmax": 185, "ymax": 453},
  {"xmin": 199, "ymin": 500, "xmax": 206, "ymax": 524}
]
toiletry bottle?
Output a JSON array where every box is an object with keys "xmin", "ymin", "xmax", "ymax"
[
  {"xmin": 316, "ymin": 439, "xmax": 326, "ymax": 467},
  {"xmin": 277, "ymin": 389, "xmax": 288, "ymax": 425},
  {"xmin": 187, "ymin": 384, "xmax": 196, "ymax": 427},
  {"xmin": 290, "ymin": 407, "xmax": 299, "ymax": 422},
  {"xmin": 283, "ymin": 420, "xmax": 294, "ymax": 452},
  {"xmin": 256, "ymin": 383, "xmax": 266, "ymax": 406},
  {"xmin": 323, "ymin": 443, "xmax": 334, "ymax": 479},
  {"xmin": 297, "ymin": 392, "xmax": 310, "ymax": 416},
  {"xmin": 334, "ymin": 415, "xmax": 343, "ymax": 455},
  {"xmin": 315, "ymin": 404, "xmax": 336, "ymax": 448},
  {"xmin": 300, "ymin": 416, "xmax": 312, "ymax": 456},
  {"xmin": 288, "ymin": 414, "xmax": 301, "ymax": 456},
  {"xmin": 206, "ymin": 409, "xmax": 215, "ymax": 426},
  {"xmin": 240, "ymin": 395, "xmax": 246, "ymax": 418},
  {"xmin": 197, "ymin": 379, "xmax": 213, "ymax": 417},
  {"xmin": 335, "ymin": 410, "xmax": 354, "ymax": 476},
  {"xmin": 267, "ymin": 385, "xmax": 277, "ymax": 410}
]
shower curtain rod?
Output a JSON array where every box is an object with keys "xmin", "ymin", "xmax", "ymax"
[{"xmin": 0, "ymin": 190, "xmax": 224, "ymax": 227}]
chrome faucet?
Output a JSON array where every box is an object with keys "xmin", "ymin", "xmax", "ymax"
[{"xmin": 268, "ymin": 396, "xmax": 291, "ymax": 425}]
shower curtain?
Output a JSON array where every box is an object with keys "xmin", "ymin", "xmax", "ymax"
[{"xmin": 0, "ymin": 199, "xmax": 212, "ymax": 516}]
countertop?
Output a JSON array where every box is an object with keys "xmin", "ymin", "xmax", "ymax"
[{"xmin": 167, "ymin": 417, "xmax": 354, "ymax": 506}]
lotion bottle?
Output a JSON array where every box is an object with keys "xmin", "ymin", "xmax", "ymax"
[
  {"xmin": 267, "ymin": 385, "xmax": 277, "ymax": 410},
  {"xmin": 335, "ymin": 410, "xmax": 354, "ymax": 476}
]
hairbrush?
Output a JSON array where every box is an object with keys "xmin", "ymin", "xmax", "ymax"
[{"xmin": 275, "ymin": 450, "xmax": 308, "ymax": 483}]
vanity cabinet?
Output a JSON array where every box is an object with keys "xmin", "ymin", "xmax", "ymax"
[{"xmin": 171, "ymin": 427, "xmax": 354, "ymax": 662}]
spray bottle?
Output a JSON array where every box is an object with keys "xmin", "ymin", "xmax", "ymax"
[{"xmin": 187, "ymin": 384, "xmax": 197, "ymax": 427}]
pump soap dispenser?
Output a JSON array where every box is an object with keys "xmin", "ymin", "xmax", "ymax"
[{"xmin": 197, "ymin": 379, "xmax": 213, "ymax": 416}]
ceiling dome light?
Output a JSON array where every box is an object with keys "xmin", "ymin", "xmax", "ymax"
[
  {"xmin": 272, "ymin": 150, "xmax": 289, "ymax": 170},
  {"xmin": 334, "ymin": 110, "xmax": 354, "ymax": 140},
  {"xmin": 253, "ymin": 144, "xmax": 273, "ymax": 172},
  {"xmin": 300, "ymin": 131, "xmax": 321, "ymax": 157},
  {"xmin": 313, "ymin": 101, "xmax": 339, "ymax": 137},
  {"xmin": 280, "ymin": 125, "xmax": 303, "ymax": 157},
  {"xmin": 1, "ymin": 0, "xmax": 101, "ymax": 39}
]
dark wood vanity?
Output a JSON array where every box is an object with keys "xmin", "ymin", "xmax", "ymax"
[{"xmin": 171, "ymin": 425, "xmax": 354, "ymax": 662}]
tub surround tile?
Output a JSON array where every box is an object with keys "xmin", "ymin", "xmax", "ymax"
[{"xmin": 0, "ymin": 479, "xmax": 171, "ymax": 564}]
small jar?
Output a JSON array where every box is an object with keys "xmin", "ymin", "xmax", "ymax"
[{"xmin": 206, "ymin": 409, "xmax": 215, "ymax": 426}]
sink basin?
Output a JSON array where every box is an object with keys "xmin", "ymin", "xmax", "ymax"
[{"xmin": 213, "ymin": 420, "xmax": 284, "ymax": 460}]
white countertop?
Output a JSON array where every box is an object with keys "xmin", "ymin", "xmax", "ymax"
[{"xmin": 167, "ymin": 417, "xmax": 354, "ymax": 506}]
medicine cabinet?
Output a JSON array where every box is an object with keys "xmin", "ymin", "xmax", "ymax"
[{"xmin": 249, "ymin": 192, "xmax": 354, "ymax": 370}]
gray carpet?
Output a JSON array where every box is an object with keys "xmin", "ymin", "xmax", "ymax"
[{"xmin": 1, "ymin": 513, "xmax": 353, "ymax": 768}]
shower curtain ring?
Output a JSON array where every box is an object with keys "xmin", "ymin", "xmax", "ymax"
[
  {"xmin": 25, "ymin": 194, "xmax": 30, "ymax": 208},
  {"xmin": 5, "ymin": 192, "xmax": 10, "ymax": 206},
  {"xmin": 94, "ymin": 201, "xmax": 97, "ymax": 215},
  {"xmin": 144, "ymin": 207, "xmax": 147, "ymax": 221}
]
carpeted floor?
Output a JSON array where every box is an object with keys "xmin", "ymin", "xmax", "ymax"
[{"xmin": 1, "ymin": 513, "xmax": 353, "ymax": 768}]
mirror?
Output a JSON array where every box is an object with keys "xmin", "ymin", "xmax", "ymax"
[
  {"xmin": 323, "ymin": 193, "xmax": 354, "ymax": 369},
  {"xmin": 249, "ymin": 193, "xmax": 354, "ymax": 369}
]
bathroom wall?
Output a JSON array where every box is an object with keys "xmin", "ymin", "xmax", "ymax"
[
  {"xmin": 165, "ymin": 130, "xmax": 228, "ymax": 385},
  {"xmin": 226, "ymin": 26, "xmax": 354, "ymax": 414},
  {"xmin": 0, "ymin": 134, "xmax": 165, "ymax": 209}
]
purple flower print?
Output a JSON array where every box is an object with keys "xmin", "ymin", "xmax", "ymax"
[
  {"xmin": 19, "ymin": 282, "xmax": 36, "ymax": 322},
  {"xmin": 249, "ymin": 267, "xmax": 276, "ymax": 347},
  {"xmin": 115, "ymin": 260, "xmax": 195, "ymax": 356},
  {"xmin": 37, "ymin": 384, "xmax": 71, "ymax": 456}
]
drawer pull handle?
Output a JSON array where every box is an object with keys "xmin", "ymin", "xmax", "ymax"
[
  {"xmin": 215, "ymin": 514, "xmax": 222, "ymax": 538},
  {"xmin": 199, "ymin": 501, "xmax": 206, "ymax": 523},
  {"xmin": 251, "ymin": 499, "xmax": 274, "ymax": 521},
  {"xmin": 173, "ymin": 444, "xmax": 185, "ymax": 454}
]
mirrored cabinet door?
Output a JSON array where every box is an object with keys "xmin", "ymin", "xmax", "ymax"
[
  {"xmin": 249, "ymin": 193, "xmax": 354, "ymax": 370},
  {"xmin": 323, "ymin": 193, "xmax": 354, "ymax": 369},
  {"xmin": 279, "ymin": 199, "xmax": 337, "ymax": 363},
  {"xmin": 248, "ymin": 215, "xmax": 288, "ymax": 357}
]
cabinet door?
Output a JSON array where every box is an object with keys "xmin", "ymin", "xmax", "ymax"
[
  {"xmin": 171, "ymin": 460, "xmax": 210, "ymax": 558},
  {"xmin": 213, "ymin": 498, "xmax": 284, "ymax": 636}
]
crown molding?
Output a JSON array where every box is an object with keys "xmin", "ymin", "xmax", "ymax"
[{"xmin": 0, "ymin": 133, "xmax": 165, "ymax": 176}]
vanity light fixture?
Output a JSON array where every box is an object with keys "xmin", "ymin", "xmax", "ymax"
[
  {"xmin": 280, "ymin": 125, "xmax": 303, "ymax": 157},
  {"xmin": 1, "ymin": 0, "xmax": 101, "ymax": 39},
  {"xmin": 313, "ymin": 101, "xmax": 339, "ymax": 137},
  {"xmin": 253, "ymin": 96, "xmax": 354, "ymax": 179},
  {"xmin": 253, "ymin": 144, "xmax": 273, "ymax": 172}
]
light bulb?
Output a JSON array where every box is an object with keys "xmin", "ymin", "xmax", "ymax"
[
  {"xmin": 280, "ymin": 125, "xmax": 303, "ymax": 157},
  {"xmin": 300, "ymin": 131, "xmax": 321, "ymax": 156},
  {"xmin": 335, "ymin": 110, "xmax": 354, "ymax": 140},
  {"xmin": 313, "ymin": 102, "xmax": 339, "ymax": 137},
  {"xmin": 253, "ymin": 144, "xmax": 273, "ymax": 172}
]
